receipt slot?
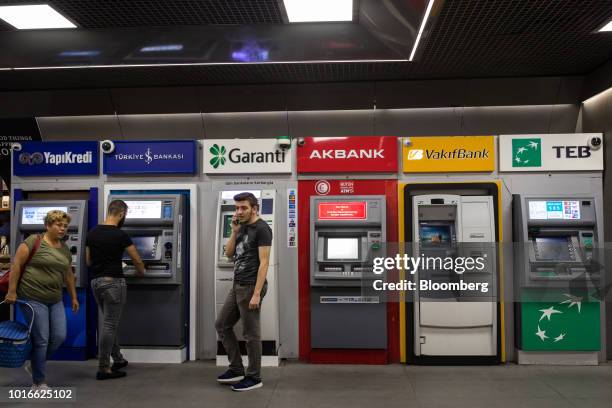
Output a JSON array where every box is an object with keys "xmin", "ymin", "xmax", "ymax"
[
  {"xmin": 12, "ymin": 200, "xmax": 88, "ymax": 286},
  {"xmin": 310, "ymin": 196, "xmax": 387, "ymax": 349},
  {"xmin": 107, "ymin": 194, "xmax": 187, "ymax": 349},
  {"xmin": 513, "ymin": 194, "xmax": 602, "ymax": 358},
  {"xmin": 412, "ymin": 195, "xmax": 497, "ymax": 358},
  {"xmin": 214, "ymin": 190, "xmax": 280, "ymax": 365}
]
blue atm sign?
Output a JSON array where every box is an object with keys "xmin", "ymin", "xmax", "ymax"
[
  {"xmin": 103, "ymin": 140, "xmax": 197, "ymax": 174},
  {"xmin": 13, "ymin": 141, "xmax": 99, "ymax": 176}
]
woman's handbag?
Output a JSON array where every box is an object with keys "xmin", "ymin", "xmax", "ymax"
[
  {"xmin": 0, "ymin": 235, "xmax": 41, "ymax": 294},
  {"xmin": 0, "ymin": 299, "xmax": 34, "ymax": 368}
]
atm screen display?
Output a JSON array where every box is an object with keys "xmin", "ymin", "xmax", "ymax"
[
  {"xmin": 528, "ymin": 200, "xmax": 581, "ymax": 220},
  {"xmin": 128, "ymin": 236, "xmax": 157, "ymax": 260},
  {"xmin": 124, "ymin": 201, "xmax": 162, "ymax": 219},
  {"xmin": 534, "ymin": 237, "xmax": 572, "ymax": 261},
  {"xmin": 22, "ymin": 206, "xmax": 69, "ymax": 225},
  {"xmin": 326, "ymin": 238, "xmax": 360, "ymax": 260},
  {"xmin": 419, "ymin": 225, "xmax": 451, "ymax": 244},
  {"xmin": 223, "ymin": 214, "xmax": 233, "ymax": 238}
]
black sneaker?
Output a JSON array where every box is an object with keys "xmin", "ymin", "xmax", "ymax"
[
  {"xmin": 111, "ymin": 360, "xmax": 128, "ymax": 371},
  {"xmin": 96, "ymin": 370, "xmax": 127, "ymax": 380},
  {"xmin": 231, "ymin": 376, "xmax": 262, "ymax": 391},
  {"xmin": 217, "ymin": 369, "xmax": 245, "ymax": 384}
]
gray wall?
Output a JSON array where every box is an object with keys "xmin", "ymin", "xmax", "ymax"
[{"xmin": 580, "ymin": 88, "xmax": 612, "ymax": 359}]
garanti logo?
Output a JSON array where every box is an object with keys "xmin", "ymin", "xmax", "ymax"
[
  {"xmin": 209, "ymin": 144, "xmax": 227, "ymax": 169},
  {"xmin": 512, "ymin": 138, "xmax": 541, "ymax": 167},
  {"xmin": 209, "ymin": 143, "xmax": 287, "ymax": 169}
]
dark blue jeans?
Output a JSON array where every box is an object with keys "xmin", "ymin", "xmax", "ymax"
[{"xmin": 19, "ymin": 299, "xmax": 66, "ymax": 385}]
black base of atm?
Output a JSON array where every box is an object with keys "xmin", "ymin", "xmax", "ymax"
[
  {"xmin": 310, "ymin": 287, "xmax": 387, "ymax": 349},
  {"xmin": 119, "ymin": 284, "xmax": 184, "ymax": 347}
]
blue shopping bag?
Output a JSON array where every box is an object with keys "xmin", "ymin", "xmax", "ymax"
[{"xmin": 0, "ymin": 300, "xmax": 33, "ymax": 368}]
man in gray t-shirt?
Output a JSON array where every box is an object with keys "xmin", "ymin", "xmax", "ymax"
[{"xmin": 215, "ymin": 192, "xmax": 272, "ymax": 392}]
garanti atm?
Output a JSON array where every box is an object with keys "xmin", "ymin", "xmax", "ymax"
[
  {"xmin": 513, "ymin": 194, "xmax": 602, "ymax": 364},
  {"xmin": 107, "ymin": 194, "xmax": 188, "ymax": 360},
  {"xmin": 310, "ymin": 196, "xmax": 386, "ymax": 350},
  {"xmin": 214, "ymin": 190, "xmax": 280, "ymax": 365},
  {"xmin": 411, "ymin": 194, "xmax": 498, "ymax": 361}
]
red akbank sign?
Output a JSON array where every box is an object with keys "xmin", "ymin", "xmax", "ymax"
[{"xmin": 297, "ymin": 136, "xmax": 398, "ymax": 173}]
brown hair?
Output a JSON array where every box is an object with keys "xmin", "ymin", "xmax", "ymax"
[
  {"xmin": 44, "ymin": 210, "xmax": 71, "ymax": 226},
  {"xmin": 108, "ymin": 199, "xmax": 128, "ymax": 216},
  {"xmin": 233, "ymin": 192, "xmax": 259, "ymax": 211}
]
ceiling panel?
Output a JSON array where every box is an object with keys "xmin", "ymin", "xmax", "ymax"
[{"xmin": 0, "ymin": 0, "xmax": 610, "ymax": 89}]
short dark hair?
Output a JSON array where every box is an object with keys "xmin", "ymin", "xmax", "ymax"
[
  {"xmin": 108, "ymin": 199, "xmax": 128, "ymax": 216},
  {"xmin": 233, "ymin": 192, "xmax": 258, "ymax": 210}
]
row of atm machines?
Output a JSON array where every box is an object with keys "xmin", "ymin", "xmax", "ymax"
[
  {"xmin": 11, "ymin": 193, "xmax": 189, "ymax": 361},
  {"xmin": 9, "ymin": 187, "xmax": 603, "ymax": 364},
  {"xmin": 308, "ymin": 188, "xmax": 603, "ymax": 364}
]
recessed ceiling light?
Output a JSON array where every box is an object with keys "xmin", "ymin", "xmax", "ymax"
[
  {"xmin": 409, "ymin": 0, "xmax": 436, "ymax": 61},
  {"xmin": 0, "ymin": 4, "xmax": 76, "ymax": 29},
  {"xmin": 598, "ymin": 20, "xmax": 612, "ymax": 32},
  {"xmin": 284, "ymin": 0, "xmax": 353, "ymax": 23}
]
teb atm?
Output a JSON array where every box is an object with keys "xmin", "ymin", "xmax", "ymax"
[
  {"xmin": 106, "ymin": 194, "xmax": 188, "ymax": 356},
  {"xmin": 214, "ymin": 190, "xmax": 280, "ymax": 365},
  {"xmin": 310, "ymin": 195, "xmax": 386, "ymax": 350},
  {"xmin": 513, "ymin": 194, "xmax": 602, "ymax": 361}
]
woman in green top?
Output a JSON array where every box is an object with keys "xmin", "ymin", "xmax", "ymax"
[{"xmin": 4, "ymin": 210, "xmax": 79, "ymax": 389}]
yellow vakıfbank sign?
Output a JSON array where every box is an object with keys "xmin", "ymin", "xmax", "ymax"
[{"xmin": 402, "ymin": 136, "xmax": 495, "ymax": 173}]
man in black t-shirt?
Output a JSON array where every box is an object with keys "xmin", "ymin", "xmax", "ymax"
[
  {"xmin": 86, "ymin": 199, "xmax": 145, "ymax": 381},
  {"xmin": 215, "ymin": 192, "xmax": 272, "ymax": 392}
]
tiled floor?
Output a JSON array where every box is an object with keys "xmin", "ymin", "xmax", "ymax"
[{"xmin": 1, "ymin": 361, "xmax": 612, "ymax": 407}]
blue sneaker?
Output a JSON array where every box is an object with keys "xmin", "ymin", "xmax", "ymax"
[
  {"xmin": 231, "ymin": 376, "xmax": 263, "ymax": 391},
  {"xmin": 217, "ymin": 369, "xmax": 244, "ymax": 384}
]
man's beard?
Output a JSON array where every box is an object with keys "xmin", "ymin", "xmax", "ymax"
[{"xmin": 117, "ymin": 215, "xmax": 126, "ymax": 228}]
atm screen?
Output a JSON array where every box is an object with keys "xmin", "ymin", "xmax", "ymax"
[
  {"xmin": 419, "ymin": 225, "xmax": 451, "ymax": 244},
  {"xmin": 22, "ymin": 206, "xmax": 69, "ymax": 225},
  {"xmin": 223, "ymin": 214, "xmax": 233, "ymax": 238},
  {"xmin": 534, "ymin": 237, "xmax": 572, "ymax": 261},
  {"xmin": 129, "ymin": 236, "xmax": 157, "ymax": 260},
  {"xmin": 326, "ymin": 238, "xmax": 360, "ymax": 260},
  {"xmin": 528, "ymin": 200, "xmax": 581, "ymax": 220},
  {"xmin": 124, "ymin": 201, "xmax": 162, "ymax": 219}
]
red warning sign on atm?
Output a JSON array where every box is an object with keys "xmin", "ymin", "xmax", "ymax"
[{"xmin": 318, "ymin": 202, "xmax": 367, "ymax": 220}]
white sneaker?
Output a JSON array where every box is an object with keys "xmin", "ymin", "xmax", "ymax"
[
  {"xmin": 38, "ymin": 383, "xmax": 50, "ymax": 390},
  {"xmin": 30, "ymin": 384, "xmax": 38, "ymax": 391}
]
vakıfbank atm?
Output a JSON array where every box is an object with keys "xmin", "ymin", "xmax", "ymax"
[
  {"xmin": 106, "ymin": 194, "xmax": 188, "ymax": 358},
  {"xmin": 214, "ymin": 190, "xmax": 280, "ymax": 365},
  {"xmin": 513, "ymin": 194, "xmax": 603, "ymax": 364},
  {"xmin": 410, "ymin": 194, "xmax": 498, "ymax": 361},
  {"xmin": 310, "ymin": 196, "xmax": 387, "ymax": 350}
]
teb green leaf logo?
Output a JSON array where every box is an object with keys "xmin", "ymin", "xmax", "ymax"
[
  {"xmin": 512, "ymin": 138, "xmax": 541, "ymax": 167},
  {"xmin": 209, "ymin": 144, "xmax": 227, "ymax": 168}
]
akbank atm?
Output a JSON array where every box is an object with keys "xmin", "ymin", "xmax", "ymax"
[
  {"xmin": 310, "ymin": 196, "xmax": 386, "ymax": 349},
  {"xmin": 12, "ymin": 200, "xmax": 88, "ymax": 286},
  {"xmin": 107, "ymin": 194, "xmax": 188, "ymax": 356},
  {"xmin": 513, "ymin": 194, "xmax": 602, "ymax": 361},
  {"xmin": 214, "ymin": 190, "xmax": 280, "ymax": 365},
  {"xmin": 412, "ymin": 194, "xmax": 498, "ymax": 359}
]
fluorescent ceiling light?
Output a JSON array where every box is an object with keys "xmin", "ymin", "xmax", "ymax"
[
  {"xmin": 284, "ymin": 0, "xmax": 352, "ymax": 23},
  {"xmin": 140, "ymin": 44, "xmax": 184, "ymax": 53},
  {"xmin": 599, "ymin": 20, "xmax": 612, "ymax": 32},
  {"xmin": 0, "ymin": 4, "xmax": 76, "ymax": 29},
  {"xmin": 409, "ymin": 0, "xmax": 435, "ymax": 61}
]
